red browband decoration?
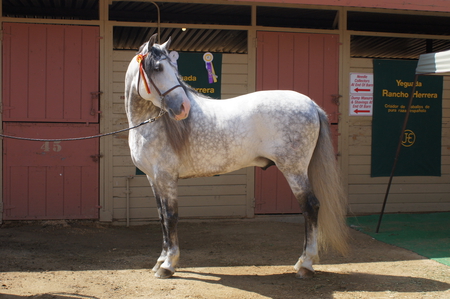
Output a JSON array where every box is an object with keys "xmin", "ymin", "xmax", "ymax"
[{"xmin": 137, "ymin": 54, "xmax": 151, "ymax": 94}]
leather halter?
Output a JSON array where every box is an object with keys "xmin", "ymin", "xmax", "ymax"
[{"xmin": 136, "ymin": 53, "xmax": 183, "ymax": 101}]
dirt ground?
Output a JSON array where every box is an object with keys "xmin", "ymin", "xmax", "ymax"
[{"xmin": 0, "ymin": 218, "xmax": 449, "ymax": 299}]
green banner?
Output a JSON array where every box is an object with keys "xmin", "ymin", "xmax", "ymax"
[
  {"xmin": 177, "ymin": 52, "xmax": 222, "ymax": 99},
  {"xmin": 371, "ymin": 60, "xmax": 442, "ymax": 177}
]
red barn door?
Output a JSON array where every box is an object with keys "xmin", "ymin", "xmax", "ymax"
[
  {"xmin": 2, "ymin": 23, "xmax": 100, "ymax": 220},
  {"xmin": 255, "ymin": 32, "xmax": 339, "ymax": 214}
]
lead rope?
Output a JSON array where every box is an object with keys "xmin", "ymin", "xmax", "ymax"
[
  {"xmin": 0, "ymin": 52, "xmax": 182, "ymax": 142},
  {"xmin": 0, "ymin": 109, "xmax": 166, "ymax": 142},
  {"xmin": 0, "ymin": 54, "xmax": 168, "ymax": 142}
]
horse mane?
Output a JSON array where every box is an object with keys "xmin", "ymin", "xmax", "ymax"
[
  {"xmin": 163, "ymin": 69, "xmax": 219, "ymax": 158},
  {"xmin": 161, "ymin": 111, "xmax": 191, "ymax": 158},
  {"xmin": 138, "ymin": 43, "xmax": 196, "ymax": 158}
]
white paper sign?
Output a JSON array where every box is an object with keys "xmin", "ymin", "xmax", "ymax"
[{"xmin": 349, "ymin": 73, "xmax": 373, "ymax": 116}]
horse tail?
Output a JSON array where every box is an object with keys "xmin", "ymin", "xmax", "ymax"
[{"xmin": 308, "ymin": 106, "xmax": 349, "ymax": 255}]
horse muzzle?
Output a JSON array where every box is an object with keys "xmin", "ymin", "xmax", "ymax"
[{"xmin": 170, "ymin": 97, "xmax": 191, "ymax": 121}]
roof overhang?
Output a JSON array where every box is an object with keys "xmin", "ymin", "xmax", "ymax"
[{"xmin": 416, "ymin": 49, "xmax": 450, "ymax": 76}]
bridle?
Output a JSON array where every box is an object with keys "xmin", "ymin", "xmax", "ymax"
[{"xmin": 136, "ymin": 53, "xmax": 184, "ymax": 105}]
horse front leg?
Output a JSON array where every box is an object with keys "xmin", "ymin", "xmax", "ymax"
[
  {"xmin": 151, "ymin": 195, "xmax": 170, "ymax": 273},
  {"xmin": 294, "ymin": 192, "xmax": 320, "ymax": 278},
  {"xmin": 150, "ymin": 179, "xmax": 180, "ymax": 279}
]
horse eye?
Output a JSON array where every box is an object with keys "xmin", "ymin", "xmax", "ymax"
[{"xmin": 154, "ymin": 61, "xmax": 163, "ymax": 72}]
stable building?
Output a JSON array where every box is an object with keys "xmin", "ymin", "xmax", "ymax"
[{"xmin": 1, "ymin": 0, "xmax": 449, "ymax": 224}]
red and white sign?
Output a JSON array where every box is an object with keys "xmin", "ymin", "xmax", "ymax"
[{"xmin": 349, "ymin": 73, "xmax": 373, "ymax": 116}]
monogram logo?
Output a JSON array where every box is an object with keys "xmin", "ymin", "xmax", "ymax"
[{"xmin": 402, "ymin": 129, "xmax": 416, "ymax": 147}]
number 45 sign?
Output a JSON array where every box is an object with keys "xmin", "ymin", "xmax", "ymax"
[{"xmin": 41, "ymin": 141, "xmax": 62, "ymax": 152}]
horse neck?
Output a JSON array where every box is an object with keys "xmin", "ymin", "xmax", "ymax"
[{"xmin": 126, "ymin": 92, "xmax": 161, "ymax": 126}]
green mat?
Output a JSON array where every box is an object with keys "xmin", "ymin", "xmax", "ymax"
[{"xmin": 347, "ymin": 212, "xmax": 450, "ymax": 266}]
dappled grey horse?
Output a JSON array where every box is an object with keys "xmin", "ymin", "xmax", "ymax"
[{"xmin": 125, "ymin": 35, "xmax": 348, "ymax": 279}]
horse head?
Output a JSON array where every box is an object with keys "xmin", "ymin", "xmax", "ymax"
[{"xmin": 136, "ymin": 34, "xmax": 191, "ymax": 121}]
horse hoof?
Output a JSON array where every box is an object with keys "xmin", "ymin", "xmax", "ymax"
[
  {"xmin": 155, "ymin": 267, "xmax": 174, "ymax": 279},
  {"xmin": 152, "ymin": 261, "xmax": 163, "ymax": 272},
  {"xmin": 295, "ymin": 267, "xmax": 315, "ymax": 279}
]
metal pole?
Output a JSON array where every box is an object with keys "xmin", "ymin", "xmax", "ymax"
[
  {"xmin": 151, "ymin": 2, "xmax": 161, "ymax": 43},
  {"xmin": 376, "ymin": 74, "xmax": 420, "ymax": 233},
  {"xmin": 126, "ymin": 175, "xmax": 134, "ymax": 227}
]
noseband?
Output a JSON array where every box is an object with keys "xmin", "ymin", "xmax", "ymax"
[{"xmin": 136, "ymin": 53, "xmax": 183, "ymax": 101}]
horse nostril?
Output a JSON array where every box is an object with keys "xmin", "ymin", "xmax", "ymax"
[
  {"xmin": 168, "ymin": 106, "xmax": 183, "ymax": 117},
  {"xmin": 181, "ymin": 99, "xmax": 190, "ymax": 115}
]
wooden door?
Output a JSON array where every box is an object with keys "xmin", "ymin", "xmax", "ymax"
[
  {"xmin": 2, "ymin": 123, "xmax": 99, "ymax": 219},
  {"xmin": 2, "ymin": 23, "xmax": 100, "ymax": 220},
  {"xmin": 2, "ymin": 23, "xmax": 99, "ymax": 123},
  {"xmin": 255, "ymin": 31, "xmax": 339, "ymax": 214}
]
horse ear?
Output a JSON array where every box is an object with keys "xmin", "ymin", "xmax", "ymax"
[
  {"xmin": 161, "ymin": 37, "xmax": 172, "ymax": 51},
  {"xmin": 147, "ymin": 34, "xmax": 158, "ymax": 51}
]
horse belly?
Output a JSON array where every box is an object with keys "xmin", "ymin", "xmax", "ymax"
[{"xmin": 178, "ymin": 146, "xmax": 258, "ymax": 179}]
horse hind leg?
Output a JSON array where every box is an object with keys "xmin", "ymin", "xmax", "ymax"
[
  {"xmin": 294, "ymin": 192, "xmax": 320, "ymax": 279},
  {"xmin": 284, "ymin": 173, "xmax": 320, "ymax": 278}
]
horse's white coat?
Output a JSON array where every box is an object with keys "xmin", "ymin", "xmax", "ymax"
[
  {"xmin": 179, "ymin": 90, "xmax": 320, "ymax": 178},
  {"xmin": 125, "ymin": 36, "xmax": 347, "ymax": 279}
]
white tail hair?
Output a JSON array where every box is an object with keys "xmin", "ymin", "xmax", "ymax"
[{"xmin": 308, "ymin": 107, "xmax": 349, "ymax": 255}]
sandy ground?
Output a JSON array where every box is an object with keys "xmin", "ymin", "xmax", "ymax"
[{"xmin": 0, "ymin": 218, "xmax": 449, "ymax": 299}]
